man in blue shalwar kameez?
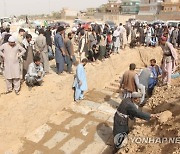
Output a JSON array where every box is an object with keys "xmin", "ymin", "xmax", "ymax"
[
  {"xmin": 54, "ymin": 26, "xmax": 66, "ymax": 75},
  {"xmin": 73, "ymin": 58, "xmax": 88, "ymax": 102}
]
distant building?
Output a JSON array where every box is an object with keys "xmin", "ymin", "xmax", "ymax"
[
  {"xmin": 121, "ymin": 0, "xmax": 140, "ymax": 14},
  {"xmin": 86, "ymin": 8, "xmax": 97, "ymax": 16},
  {"xmin": 60, "ymin": 8, "xmax": 78, "ymax": 19},
  {"xmin": 162, "ymin": 0, "xmax": 180, "ymax": 12},
  {"xmin": 97, "ymin": 0, "xmax": 121, "ymax": 14},
  {"xmin": 98, "ymin": 4, "xmax": 108, "ymax": 13},
  {"xmin": 138, "ymin": 0, "xmax": 163, "ymax": 15}
]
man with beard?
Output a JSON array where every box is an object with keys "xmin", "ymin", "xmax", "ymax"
[
  {"xmin": 113, "ymin": 92, "xmax": 159, "ymax": 153},
  {"xmin": 25, "ymin": 55, "xmax": 44, "ymax": 87},
  {"xmin": 65, "ymin": 32, "xmax": 76, "ymax": 74},
  {"xmin": 22, "ymin": 34, "xmax": 34, "ymax": 79},
  {"xmin": 148, "ymin": 59, "xmax": 161, "ymax": 97},
  {"xmin": 54, "ymin": 26, "xmax": 66, "ymax": 75},
  {"xmin": 160, "ymin": 36, "xmax": 178, "ymax": 87},
  {"xmin": 0, "ymin": 36, "xmax": 26, "ymax": 95},
  {"xmin": 35, "ymin": 29, "xmax": 49, "ymax": 73}
]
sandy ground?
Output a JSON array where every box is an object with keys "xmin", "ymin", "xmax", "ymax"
[{"xmin": 0, "ymin": 46, "xmax": 165, "ymax": 153}]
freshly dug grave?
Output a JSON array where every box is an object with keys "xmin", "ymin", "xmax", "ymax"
[
  {"xmin": 0, "ymin": 46, "xmax": 163, "ymax": 153},
  {"xmin": 118, "ymin": 78, "xmax": 180, "ymax": 154}
]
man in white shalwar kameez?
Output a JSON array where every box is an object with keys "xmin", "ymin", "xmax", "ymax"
[{"xmin": 0, "ymin": 36, "xmax": 26, "ymax": 95}]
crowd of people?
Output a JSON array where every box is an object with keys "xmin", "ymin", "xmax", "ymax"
[
  {"xmin": 0, "ymin": 20, "xmax": 179, "ymax": 98},
  {"xmin": 0, "ymin": 20, "xmax": 179, "ymax": 153}
]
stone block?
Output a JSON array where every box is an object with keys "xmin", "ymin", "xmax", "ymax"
[
  {"xmin": 60, "ymin": 137, "xmax": 84, "ymax": 153},
  {"xmin": 43, "ymin": 131, "xmax": 68, "ymax": 149},
  {"xmin": 48, "ymin": 111, "xmax": 72, "ymax": 125},
  {"xmin": 65, "ymin": 117, "xmax": 85, "ymax": 130},
  {"xmin": 26, "ymin": 124, "xmax": 52, "ymax": 143}
]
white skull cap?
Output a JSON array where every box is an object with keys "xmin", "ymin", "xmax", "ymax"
[{"xmin": 8, "ymin": 36, "xmax": 16, "ymax": 42}]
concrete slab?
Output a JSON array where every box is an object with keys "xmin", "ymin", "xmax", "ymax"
[
  {"xmin": 81, "ymin": 142, "xmax": 105, "ymax": 154},
  {"xmin": 98, "ymin": 103, "xmax": 116, "ymax": 115},
  {"xmin": 43, "ymin": 131, "xmax": 68, "ymax": 149},
  {"xmin": 69, "ymin": 104, "xmax": 92, "ymax": 115},
  {"xmin": 65, "ymin": 117, "xmax": 85, "ymax": 130},
  {"xmin": 60, "ymin": 137, "xmax": 84, "ymax": 154},
  {"xmin": 48, "ymin": 111, "xmax": 72, "ymax": 125},
  {"xmin": 26, "ymin": 124, "xmax": 52, "ymax": 143},
  {"xmin": 90, "ymin": 112, "xmax": 110, "ymax": 121},
  {"xmin": 81, "ymin": 100, "xmax": 101, "ymax": 111},
  {"xmin": 80, "ymin": 121, "xmax": 98, "ymax": 136}
]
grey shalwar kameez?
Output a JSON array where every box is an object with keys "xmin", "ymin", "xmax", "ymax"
[{"xmin": 35, "ymin": 34, "xmax": 49, "ymax": 73}]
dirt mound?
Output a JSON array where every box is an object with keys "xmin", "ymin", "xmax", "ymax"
[
  {"xmin": 118, "ymin": 78, "xmax": 180, "ymax": 154},
  {"xmin": 158, "ymin": 111, "xmax": 172, "ymax": 124}
]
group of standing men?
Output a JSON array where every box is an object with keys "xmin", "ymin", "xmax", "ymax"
[
  {"xmin": 0, "ymin": 27, "xmax": 51, "ymax": 94},
  {"xmin": 113, "ymin": 30, "xmax": 178, "ymax": 153},
  {"xmin": 130, "ymin": 23, "xmax": 180, "ymax": 48},
  {"xmin": 0, "ymin": 25, "xmax": 86, "ymax": 101}
]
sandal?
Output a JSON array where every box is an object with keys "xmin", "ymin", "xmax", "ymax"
[
  {"xmin": 5, "ymin": 91, "xmax": 12, "ymax": 94},
  {"xmin": 15, "ymin": 91, "xmax": 20, "ymax": 95}
]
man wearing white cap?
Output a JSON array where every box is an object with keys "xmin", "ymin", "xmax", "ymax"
[
  {"xmin": 0, "ymin": 36, "xmax": 26, "ymax": 95},
  {"xmin": 113, "ymin": 92, "xmax": 159, "ymax": 153}
]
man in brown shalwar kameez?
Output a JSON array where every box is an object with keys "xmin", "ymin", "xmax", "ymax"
[
  {"xmin": 22, "ymin": 34, "xmax": 34, "ymax": 79},
  {"xmin": 0, "ymin": 36, "xmax": 26, "ymax": 95}
]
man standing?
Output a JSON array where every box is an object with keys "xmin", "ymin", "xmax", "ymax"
[
  {"xmin": 65, "ymin": 32, "xmax": 76, "ymax": 74},
  {"xmin": 145, "ymin": 25, "xmax": 154, "ymax": 47},
  {"xmin": 138, "ymin": 65, "xmax": 151, "ymax": 92},
  {"xmin": 73, "ymin": 58, "xmax": 88, "ymax": 102},
  {"xmin": 0, "ymin": 36, "xmax": 26, "ymax": 95},
  {"xmin": 17, "ymin": 28, "xmax": 25, "ymax": 79},
  {"xmin": 120, "ymin": 63, "xmax": 146, "ymax": 105},
  {"xmin": 35, "ymin": 29, "xmax": 49, "ymax": 73},
  {"xmin": 17, "ymin": 28, "xmax": 25, "ymax": 46},
  {"xmin": 78, "ymin": 31, "xmax": 87, "ymax": 61},
  {"xmin": 113, "ymin": 28, "xmax": 120, "ymax": 53},
  {"xmin": 89, "ymin": 29, "xmax": 97, "ymax": 49},
  {"xmin": 120, "ymin": 63, "xmax": 138, "ymax": 98},
  {"xmin": 137, "ymin": 25, "xmax": 145, "ymax": 46},
  {"xmin": 177, "ymin": 24, "xmax": 180, "ymax": 48},
  {"xmin": 113, "ymin": 92, "xmax": 159, "ymax": 153},
  {"xmin": 171, "ymin": 26, "xmax": 178, "ymax": 48},
  {"xmin": 25, "ymin": 56, "xmax": 44, "ymax": 87},
  {"xmin": 22, "ymin": 34, "xmax": 34, "ymax": 79},
  {"xmin": 44, "ymin": 26, "xmax": 53, "ymax": 54},
  {"xmin": 148, "ymin": 59, "xmax": 161, "ymax": 97},
  {"xmin": 54, "ymin": 26, "xmax": 66, "ymax": 75},
  {"xmin": 160, "ymin": 36, "xmax": 178, "ymax": 86}
]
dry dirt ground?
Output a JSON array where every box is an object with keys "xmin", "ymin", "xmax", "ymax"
[
  {"xmin": 103, "ymin": 77, "xmax": 180, "ymax": 154},
  {"xmin": 0, "ymin": 46, "xmax": 179, "ymax": 154}
]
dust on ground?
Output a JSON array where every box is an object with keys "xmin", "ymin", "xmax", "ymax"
[{"xmin": 0, "ymin": 46, "xmax": 177, "ymax": 153}]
